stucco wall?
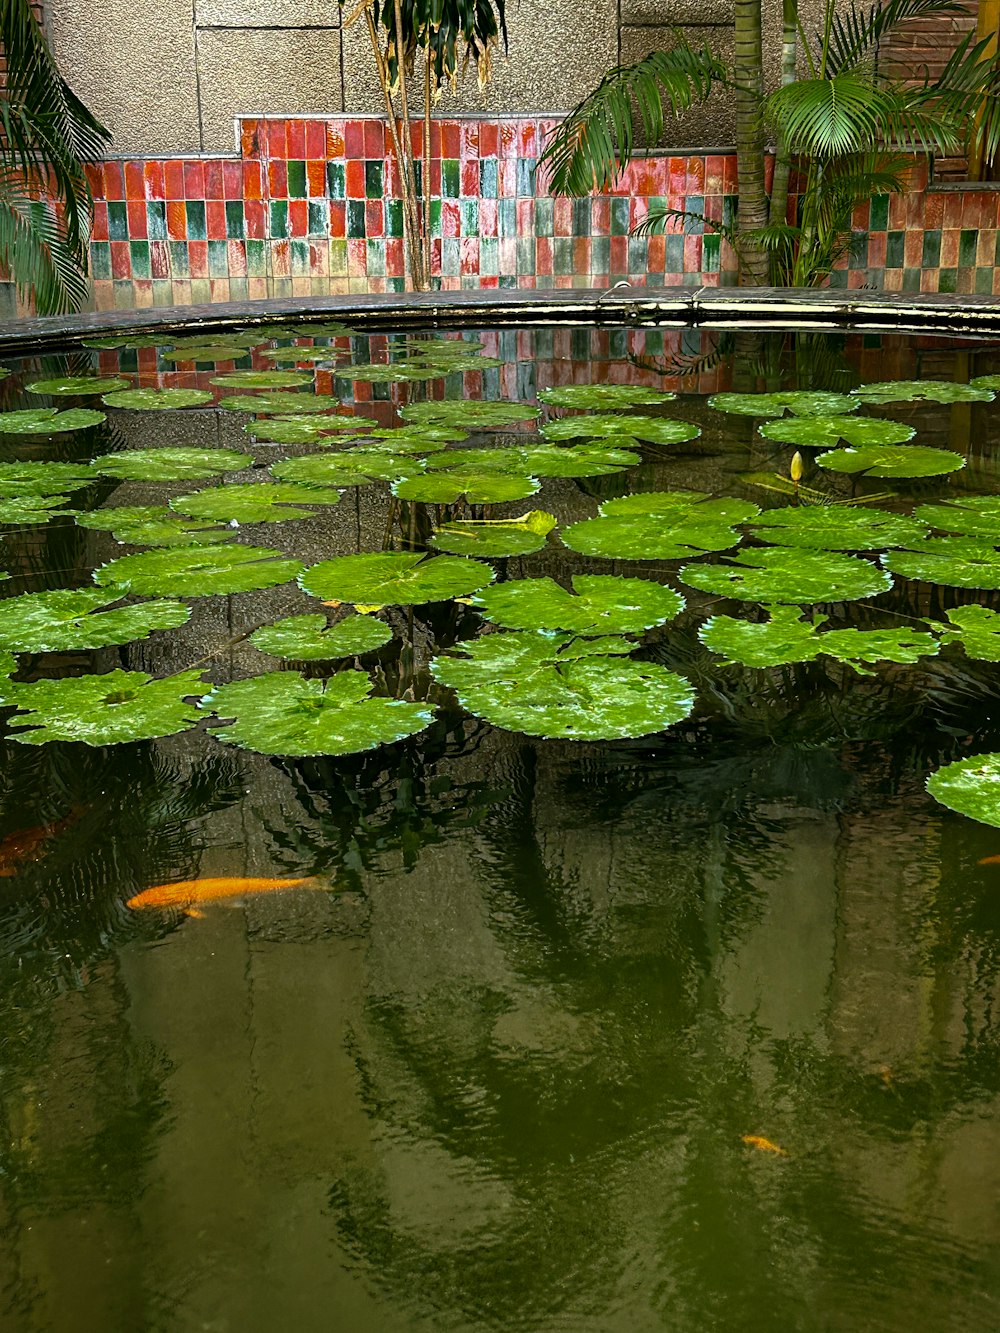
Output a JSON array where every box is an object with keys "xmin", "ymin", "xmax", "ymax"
[{"xmin": 46, "ymin": 0, "xmax": 831, "ymax": 157}]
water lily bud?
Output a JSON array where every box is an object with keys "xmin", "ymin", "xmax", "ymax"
[{"xmin": 790, "ymin": 451, "xmax": 804, "ymax": 483}]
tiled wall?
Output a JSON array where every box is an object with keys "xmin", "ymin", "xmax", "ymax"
[{"xmin": 9, "ymin": 116, "xmax": 1000, "ymax": 314}]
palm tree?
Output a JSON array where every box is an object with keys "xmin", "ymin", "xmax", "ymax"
[
  {"xmin": 539, "ymin": 0, "xmax": 1000, "ymax": 288},
  {"xmin": 0, "ymin": 0, "xmax": 110, "ymax": 314}
]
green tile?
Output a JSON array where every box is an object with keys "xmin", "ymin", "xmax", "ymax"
[
  {"xmin": 327, "ymin": 162, "xmax": 346, "ymax": 200},
  {"xmin": 498, "ymin": 198, "xmax": 516, "ymax": 236},
  {"xmin": 366, "ymin": 239, "xmax": 386, "ymax": 277},
  {"xmin": 108, "ymin": 201, "xmax": 128, "ymax": 241},
  {"xmin": 460, "ymin": 199, "xmax": 478, "ymax": 234},
  {"xmin": 308, "ymin": 200, "xmax": 328, "ymax": 235},
  {"xmin": 169, "ymin": 241, "xmax": 190, "ymax": 277},
  {"xmin": 428, "ymin": 199, "xmax": 442, "ymax": 237},
  {"xmin": 960, "ymin": 228, "xmax": 978, "ymax": 266},
  {"xmin": 939, "ymin": 266, "xmax": 958, "ymax": 292},
  {"xmin": 271, "ymin": 277, "xmax": 292, "ymax": 298},
  {"xmin": 208, "ymin": 239, "xmax": 228, "ymax": 277},
  {"xmin": 225, "ymin": 201, "xmax": 245, "ymax": 239},
  {"xmin": 516, "ymin": 236, "xmax": 535, "ymax": 275},
  {"xmin": 365, "ymin": 160, "xmax": 383, "ymax": 199},
  {"xmin": 129, "ymin": 240, "xmax": 150, "ymax": 278},
  {"xmin": 664, "ymin": 234, "xmax": 684, "ymax": 272},
  {"xmin": 499, "ymin": 274, "xmax": 517, "ymax": 289},
  {"xmin": 190, "ymin": 278, "xmax": 212, "ymax": 304},
  {"xmin": 627, "ymin": 237, "xmax": 646, "ymax": 272},
  {"xmin": 387, "ymin": 276, "xmax": 405, "ymax": 293},
  {"xmin": 441, "ymin": 237, "xmax": 460, "ymax": 274},
  {"xmin": 442, "ymin": 159, "xmax": 460, "ymax": 198},
  {"xmin": 722, "ymin": 195, "xmax": 737, "ymax": 227},
  {"xmin": 329, "ymin": 238, "xmax": 348, "ymax": 276},
  {"xmin": 902, "ymin": 267, "xmax": 921, "ymax": 292},
  {"xmin": 921, "ymin": 229, "xmax": 941, "ymax": 267},
  {"xmin": 146, "ymin": 201, "xmax": 167, "ymax": 240},
  {"xmin": 245, "ymin": 239, "xmax": 267, "ymax": 277},
  {"xmin": 885, "ymin": 230, "xmax": 905, "ymax": 268},
  {"xmin": 516, "ymin": 158, "xmax": 534, "ymax": 196},
  {"xmin": 611, "ymin": 198, "xmax": 630, "ymax": 236},
  {"xmin": 554, "ymin": 237, "xmax": 574, "ymax": 275},
  {"xmin": 152, "ymin": 280, "xmax": 174, "ymax": 308},
  {"xmin": 480, "ymin": 236, "xmax": 499, "ymax": 276},
  {"xmin": 113, "ymin": 279, "xmax": 135, "ymax": 310},
  {"xmin": 347, "ymin": 200, "xmax": 366, "ymax": 238},
  {"xmin": 572, "ymin": 198, "xmax": 591, "ymax": 236},
  {"xmin": 826, "ymin": 268, "xmax": 848, "ymax": 289},
  {"xmin": 290, "ymin": 240, "xmax": 310, "ymax": 276},
  {"xmin": 869, "ymin": 194, "xmax": 890, "ymax": 231},
  {"xmin": 703, "ymin": 231, "xmax": 721, "ymax": 272},
  {"xmin": 228, "ymin": 277, "xmax": 248, "ymax": 301},
  {"xmin": 287, "ymin": 160, "xmax": 307, "ymax": 198},
  {"xmin": 684, "ymin": 198, "xmax": 704, "ymax": 233},
  {"xmin": 90, "ymin": 241, "xmax": 111, "ymax": 280},
  {"xmin": 479, "ymin": 159, "xmax": 498, "ymax": 197},
  {"xmin": 534, "ymin": 198, "xmax": 553, "ymax": 236},
  {"xmin": 976, "ymin": 265, "xmax": 994, "ymax": 294},
  {"xmin": 591, "ymin": 236, "xmax": 610, "ymax": 273},
  {"xmin": 269, "ymin": 200, "xmax": 288, "ymax": 239},
  {"xmin": 385, "ymin": 199, "xmax": 403, "ymax": 238},
  {"xmin": 185, "ymin": 201, "xmax": 206, "ymax": 240}
]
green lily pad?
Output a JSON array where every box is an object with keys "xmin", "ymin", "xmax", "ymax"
[
  {"xmin": 927, "ymin": 753, "xmax": 1000, "ymax": 827},
  {"xmin": 363, "ymin": 426, "xmax": 468, "ymax": 444},
  {"xmin": 336, "ymin": 363, "xmax": 445, "ymax": 383},
  {"xmin": 882, "ymin": 537, "xmax": 1000, "ymax": 589},
  {"xmin": 337, "ymin": 434, "xmax": 448, "ymax": 455},
  {"xmin": 161, "ymin": 346, "xmax": 253, "ymax": 363},
  {"xmin": 268, "ymin": 456, "xmax": 386, "ymax": 489},
  {"xmin": 427, "ymin": 443, "xmax": 640, "ymax": 477},
  {"xmin": 699, "ymin": 605, "xmax": 937, "ymax": 671},
  {"xmin": 816, "ymin": 444, "xmax": 965, "ymax": 478},
  {"xmin": 759, "ymin": 415, "xmax": 915, "ymax": 447},
  {"xmin": 430, "ymin": 632, "xmax": 695, "ymax": 740},
  {"xmin": 82, "ymin": 335, "xmax": 173, "ymax": 350},
  {"xmin": 291, "ymin": 322, "xmax": 358, "ymax": 336},
  {"xmin": 0, "ymin": 649, "xmax": 14, "ymax": 676},
  {"xmin": 209, "ymin": 370, "xmax": 314, "ymax": 389},
  {"xmin": 541, "ymin": 414, "xmax": 700, "ymax": 444},
  {"xmin": 474, "ymin": 574, "xmax": 684, "ymax": 634},
  {"xmin": 853, "ymin": 380, "xmax": 994, "ymax": 404},
  {"xmin": 914, "ymin": 496, "xmax": 1000, "ymax": 540},
  {"xmin": 259, "ymin": 346, "xmax": 342, "ymax": 363},
  {"xmin": 562, "ymin": 491, "xmax": 758, "ymax": 561},
  {"xmin": 941, "ymin": 605, "xmax": 1000, "ymax": 660},
  {"xmin": 0, "ymin": 669, "xmax": 207, "ymax": 745},
  {"xmin": 392, "ymin": 472, "xmax": 540, "ymax": 505},
  {"xmin": 246, "ymin": 414, "xmax": 380, "ymax": 445},
  {"xmin": 95, "ymin": 544, "xmax": 303, "ymax": 597},
  {"xmin": 26, "ymin": 376, "xmax": 130, "ymax": 396},
  {"xmin": 0, "ymin": 408, "xmax": 105, "ymax": 434},
  {"xmin": 750, "ymin": 505, "xmax": 928, "ymax": 550},
  {"xmin": 970, "ymin": 375, "xmax": 1000, "ymax": 390},
  {"xmin": 404, "ymin": 338, "xmax": 486, "ymax": 358},
  {"xmin": 0, "ymin": 495, "xmax": 75, "ymax": 525},
  {"xmin": 302, "ymin": 450, "xmax": 420, "ymax": 482},
  {"xmin": 202, "ymin": 671, "xmax": 433, "ymax": 757},
  {"xmin": 217, "ymin": 393, "xmax": 334, "ymax": 414},
  {"xmin": 169, "ymin": 483, "xmax": 342, "ymax": 524},
  {"xmin": 708, "ymin": 391, "xmax": 861, "ymax": 417},
  {"xmin": 0, "ymin": 588, "xmax": 190, "ymax": 652},
  {"xmin": 679, "ymin": 547, "xmax": 892, "ymax": 603},
  {"xmin": 399, "ymin": 401, "xmax": 540, "ymax": 428},
  {"xmin": 300, "ymin": 551, "xmax": 494, "ymax": 606},
  {"xmin": 102, "ymin": 388, "xmax": 215, "ymax": 410},
  {"xmin": 91, "ymin": 447, "xmax": 253, "ymax": 481},
  {"xmin": 539, "ymin": 385, "xmax": 678, "ymax": 409},
  {"xmin": 429, "ymin": 511, "xmax": 556, "ymax": 557},
  {"xmin": 0, "ymin": 461, "xmax": 95, "ymax": 494},
  {"xmin": 249, "ymin": 613, "xmax": 393, "ymax": 659},
  {"xmin": 73, "ymin": 505, "xmax": 227, "ymax": 547}
]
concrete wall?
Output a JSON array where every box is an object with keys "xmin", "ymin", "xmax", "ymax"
[{"xmin": 46, "ymin": 0, "xmax": 828, "ymax": 157}]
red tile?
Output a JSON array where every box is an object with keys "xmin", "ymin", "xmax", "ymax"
[
  {"xmin": 103, "ymin": 162, "xmax": 126, "ymax": 200},
  {"xmin": 647, "ymin": 234, "xmax": 665, "ymax": 271},
  {"xmin": 222, "ymin": 160, "xmax": 242, "ymax": 199},
  {"xmin": 517, "ymin": 122, "xmax": 537, "ymax": 156},
  {"xmin": 684, "ymin": 234, "xmax": 701, "ymax": 271},
  {"xmin": 266, "ymin": 119, "xmax": 288, "ymax": 157},
  {"xmin": 904, "ymin": 229, "xmax": 924, "ymax": 266},
  {"xmin": 553, "ymin": 197, "xmax": 571, "ymax": 235},
  {"xmin": 479, "ymin": 197, "xmax": 498, "ymax": 234},
  {"xmin": 536, "ymin": 235, "xmax": 552, "ymax": 275},
  {"xmin": 306, "ymin": 120, "xmax": 326, "ymax": 158},
  {"xmin": 498, "ymin": 160, "xmax": 516, "ymax": 197},
  {"xmin": 516, "ymin": 198, "xmax": 533, "ymax": 233},
  {"xmin": 241, "ymin": 119, "xmax": 262, "ymax": 157},
  {"xmin": 723, "ymin": 156, "xmax": 739, "ymax": 192},
  {"xmin": 307, "ymin": 160, "xmax": 327, "ymax": 197},
  {"xmin": 461, "ymin": 160, "xmax": 479, "ymax": 196},
  {"xmin": 363, "ymin": 121, "xmax": 384, "ymax": 156},
  {"xmin": 763, "ymin": 155, "xmax": 774, "ymax": 194},
  {"xmin": 460, "ymin": 236, "xmax": 479, "ymax": 274},
  {"xmin": 327, "ymin": 126, "xmax": 346, "ymax": 158},
  {"xmin": 629, "ymin": 197, "xmax": 648, "ymax": 230},
  {"xmin": 188, "ymin": 240, "xmax": 209, "ymax": 278},
  {"xmin": 144, "ymin": 161, "xmax": 165, "ymax": 199},
  {"xmin": 126, "ymin": 201, "xmax": 148, "ymax": 238},
  {"xmin": 329, "ymin": 200, "xmax": 346, "ymax": 237},
  {"xmin": 385, "ymin": 238, "xmax": 404, "ymax": 277},
  {"xmin": 347, "ymin": 237, "xmax": 367, "ymax": 273},
  {"xmin": 703, "ymin": 194, "xmax": 723, "ymax": 223},
  {"xmin": 124, "ymin": 161, "xmax": 145, "ymax": 199},
  {"xmin": 705, "ymin": 154, "xmax": 726, "ymax": 196},
  {"xmin": 110, "ymin": 240, "xmax": 131, "ymax": 278},
  {"xmin": 573, "ymin": 237, "xmax": 591, "ymax": 273},
  {"xmin": 268, "ymin": 159, "xmax": 288, "ymax": 198},
  {"xmin": 345, "ymin": 159, "xmax": 365, "ymax": 197},
  {"xmin": 460, "ymin": 122, "xmax": 479, "ymax": 157},
  {"xmin": 91, "ymin": 201, "xmax": 109, "ymax": 242},
  {"xmin": 365, "ymin": 199, "xmax": 383, "ymax": 236},
  {"xmin": 289, "ymin": 199, "xmax": 309, "ymax": 235},
  {"xmin": 868, "ymin": 231, "xmax": 887, "ymax": 267},
  {"xmin": 227, "ymin": 240, "xmax": 248, "ymax": 276},
  {"xmin": 206, "ymin": 200, "xmax": 227, "ymax": 239},
  {"xmin": 288, "ymin": 120, "xmax": 306, "ymax": 157},
  {"xmin": 923, "ymin": 191, "xmax": 944, "ymax": 229},
  {"xmin": 480, "ymin": 274, "xmax": 499, "ymax": 289},
  {"xmin": 480, "ymin": 123, "xmax": 498, "ymax": 157},
  {"xmin": 441, "ymin": 122, "xmax": 460, "ymax": 157},
  {"xmin": 344, "ymin": 121, "xmax": 365, "ymax": 158},
  {"xmin": 203, "ymin": 160, "xmax": 223, "ymax": 198},
  {"xmin": 85, "ymin": 163, "xmax": 103, "ymax": 195},
  {"xmin": 593, "ymin": 198, "xmax": 610, "ymax": 233},
  {"xmin": 245, "ymin": 200, "xmax": 266, "ymax": 238},
  {"xmin": 442, "ymin": 200, "xmax": 461, "ymax": 238},
  {"xmin": 150, "ymin": 240, "xmax": 170, "ymax": 278},
  {"xmin": 181, "ymin": 161, "xmax": 203, "ymax": 199},
  {"xmin": 942, "ymin": 192, "xmax": 964, "ymax": 229},
  {"xmin": 499, "ymin": 122, "xmax": 516, "ymax": 157},
  {"xmin": 686, "ymin": 158, "xmax": 705, "ymax": 193},
  {"xmin": 243, "ymin": 161, "xmax": 263, "ymax": 200},
  {"xmin": 668, "ymin": 157, "xmax": 687, "ymax": 197},
  {"xmin": 940, "ymin": 228, "xmax": 960, "ymax": 266},
  {"xmin": 166, "ymin": 201, "xmax": 187, "ymax": 239},
  {"xmin": 271, "ymin": 239, "xmax": 291, "ymax": 277}
]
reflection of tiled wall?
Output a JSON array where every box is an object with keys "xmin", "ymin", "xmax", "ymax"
[{"xmin": 14, "ymin": 116, "xmax": 1000, "ymax": 313}]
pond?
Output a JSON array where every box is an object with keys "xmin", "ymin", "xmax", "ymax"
[{"xmin": 2, "ymin": 321, "xmax": 1000, "ymax": 1331}]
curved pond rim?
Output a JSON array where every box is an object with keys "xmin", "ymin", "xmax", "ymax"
[{"xmin": 4, "ymin": 285, "xmax": 1000, "ymax": 354}]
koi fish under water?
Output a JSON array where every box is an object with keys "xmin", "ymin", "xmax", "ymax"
[
  {"xmin": 126, "ymin": 876, "xmax": 321, "ymax": 917},
  {"xmin": 741, "ymin": 1135, "xmax": 787, "ymax": 1156},
  {"xmin": 978, "ymin": 854, "xmax": 1000, "ymax": 865},
  {"xmin": 0, "ymin": 807, "xmax": 86, "ymax": 877}
]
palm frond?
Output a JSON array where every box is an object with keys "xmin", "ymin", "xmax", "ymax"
[
  {"xmin": 537, "ymin": 40, "xmax": 726, "ymax": 195},
  {"xmin": 630, "ymin": 205, "xmax": 726, "ymax": 239},
  {"xmin": 0, "ymin": 181, "xmax": 90, "ymax": 314},
  {"xmin": 766, "ymin": 73, "xmax": 905, "ymax": 156},
  {"xmin": 826, "ymin": 0, "xmax": 970, "ymax": 76}
]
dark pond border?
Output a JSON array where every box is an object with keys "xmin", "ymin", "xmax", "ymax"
[{"xmin": 3, "ymin": 286, "xmax": 1000, "ymax": 353}]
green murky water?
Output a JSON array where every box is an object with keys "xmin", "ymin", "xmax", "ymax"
[{"xmin": 3, "ymin": 326, "xmax": 1000, "ymax": 1331}]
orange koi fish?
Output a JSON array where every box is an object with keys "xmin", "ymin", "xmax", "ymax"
[
  {"xmin": 126, "ymin": 876, "xmax": 320, "ymax": 917},
  {"xmin": 978, "ymin": 854, "xmax": 1000, "ymax": 865},
  {"xmin": 741, "ymin": 1135, "xmax": 787, "ymax": 1156},
  {"xmin": 0, "ymin": 807, "xmax": 85, "ymax": 877}
]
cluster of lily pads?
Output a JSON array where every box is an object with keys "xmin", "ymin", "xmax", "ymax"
[{"xmin": 3, "ymin": 329, "xmax": 1000, "ymax": 829}]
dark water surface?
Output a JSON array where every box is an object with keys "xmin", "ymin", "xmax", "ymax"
[{"xmin": 2, "ymin": 327, "xmax": 1000, "ymax": 1331}]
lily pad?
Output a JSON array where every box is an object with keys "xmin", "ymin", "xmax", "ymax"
[
  {"xmin": 362, "ymin": 426, "xmax": 468, "ymax": 444},
  {"xmin": 562, "ymin": 491, "xmax": 758, "ymax": 561},
  {"xmin": 0, "ymin": 408, "xmax": 105, "ymax": 434},
  {"xmin": 161, "ymin": 346, "xmax": 253, "ymax": 363},
  {"xmin": 209, "ymin": 370, "xmax": 314, "ymax": 389},
  {"xmin": 202, "ymin": 671, "xmax": 433, "ymax": 757},
  {"xmin": 0, "ymin": 649, "xmax": 14, "ymax": 676},
  {"xmin": 102, "ymin": 388, "xmax": 215, "ymax": 410},
  {"xmin": 82, "ymin": 335, "xmax": 173, "ymax": 350},
  {"xmin": 246, "ymin": 415, "xmax": 380, "ymax": 445},
  {"xmin": 750, "ymin": 505, "xmax": 928, "ymax": 550},
  {"xmin": 73, "ymin": 505, "xmax": 227, "ymax": 547},
  {"xmin": 0, "ymin": 669, "xmax": 207, "ymax": 745},
  {"xmin": 882, "ymin": 537, "xmax": 1000, "ymax": 589},
  {"xmin": 169, "ymin": 483, "xmax": 342, "ymax": 524},
  {"xmin": 0, "ymin": 495, "xmax": 75, "ymax": 524},
  {"xmin": 249, "ymin": 613, "xmax": 393, "ymax": 659},
  {"xmin": 268, "ymin": 456, "xmax": 386, "ymax": 489},
  {"xmin": 429, "ymin": 511, "xmax": 556, "ymax": 557},
  {"xmin": 217, "ymin": 393, "xmax": 334, "ymax": 414},
  {"xmin": 474, "ymin": 574, "xmax": 684, "ymax": 634},
  {"xmin": 679, "ymin": 547, "xmax": 892, "ymax": 603},
  {"xmin": 539, "ymin": 385, "xmax": 677, "ymax": 409},
  {"xmin": 291, "ymin": 450, "xmax": 419, "ymax": 483},
  {"xmin": 708, "ymin": 390, "xmax": 861, "ymax": 416},
  {"xmin": 941, "ymin": 605, "xmax": 1000, "ymax": 660},
  {"xmin": 335, "ymin": 362, "xmax": 445, "ymax": 383},
  {"xmin": 816, "ymin": 444, "xmax": 965, "ymax": 478},
  {"xmin": 541, "ymin": 414, "xmax": 700, "ymax": 445},
  {"xmin": 914, "ymin": 496, "xmax": 1000, "ymax": 540},
  {"xmin": 392, "ymin": 473, "xmax": 540, "ymax": 505},
  {"xmin": 0, "ymin": 588, "xmax": 191, "ymax": 652},
  {"xmin": 853, "ymin": 380, "xmax": 994, "ymax": 404},
  {"xmin": 300, "ymin": 551, "xmax": 494, "ymax": 606},
  {"xmin": 430, "ymin": 632, "xmax": 695, "ymax": 740},
  {"xmin": 427, "ymin": 443, "xmax": 641, "ymax": 477},
  {"xmin": 94, "ymin": 544, "xmax": 303, "ymax": 597},
  {"xmin": 25, "ymin": 376, "xmax": 130, "ymax": 396},
  {"xmin": 337, "ymin": 433, "xmax": 448, "ymax": 455},
  {"xmin": 291, "ymin": 322, "xmax": 358, "ymax": 336},
  {"xmin": 259, "ymin": 346, "xmax": 343, "ymax": 363},
  {"xmin": 399, "ymin": 401, "xmax": 540, "ymax": 428},
  {"xmin": 758, "ymin": 415, "xmax": 915, "ymax": 447},
  {"xmin": 0, "ymin": 461, "xmax": 95, "ymax": 494},
  {"xmin": 699, "ymin": 606, "xmax": 937, "ymax": 671},
  {"xmin": 91, "ymin": 447, "xmax": 253, "ymax": 481},
  {"xmin": 927, "ymin": 753, "xmax": 1000, "ymax": 828}
]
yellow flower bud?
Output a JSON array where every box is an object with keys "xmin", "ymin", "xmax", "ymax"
[{"xmin": 790, "ymin": 451, "xmax": 804, "ymax": 483}]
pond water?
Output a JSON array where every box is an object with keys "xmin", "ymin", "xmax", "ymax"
[{"xmin": 3, "ymin": 323, "xmax": 1000, "ymax": 1331}]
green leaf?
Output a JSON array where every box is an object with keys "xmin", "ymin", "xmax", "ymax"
[
  {"xmin": 209, "ymin": 370, "xmax": 314, "ymax": 389},
  {"xmin": 82, "ymin": 335, "xmax": 172, "ymax": 350},
  {"xmin": 700, "ymin": 606, "xmax": 937, "ymax": 671},
  {"xmin": 361, "ymin": 425, "xmax": 468, "ymax": 443},
  {"xmin": 0, "ymin": 494, "xmax": 74, "ymax": 524},
  {"xmin": 0, "ymin": 587, "xmax": 190, "ymax": 651},
  {"xmin": 101, "ymin": 388, "xmax": 215, "ymax": 410},
  {"xmin": 970, "ymin": 375, "xmax": 1000, "ymax": 391},
  {"xmin": 759, "ymin": 415, "xmax": 915, "ymax": 447},
  {"xmin": 474, "ymin": 574, "xmax": 684, "ymax": 634},
  {"xmin": 246, "ymin": 414, "xmax": 380, "ymax": 444},
  {"xmin": 816, "ymin": 444, "xmax": 965, "ymax": 478},
  {"xmin": 679, "ymin": 547, "xmax": 892, "ymax": 603},
  {"xmin": 541, "ymin": 413, "xmax": 700, "ymax": 444},
  {"xmin": 203, "ymin": 671, "xmax": 432, "ymax": 756},
  {"xmin": 429, "ymin": 511, "xmax": 556, "ymax": 557},
  {"xmin": 399, "ymin": 401, "xmax": 541, "ymax": 428},
  {"xmin": 25, "ymin": 376, "xmax": 129, "ymax": 395},
  {"xmin": 562, "ymin": 491, "xmax": 758, "ymax": 560},
  {"xmin": 430, "ymin": 632, "xmax": 695, "ymax": 740},
  {"xmin": 540, "ymin": 385, "xmax": 677, "ymax": 409},
  {"xmin": 0, "ymin": 649, "xmax": 14, "ymax": 676},
  {"xmin": 941, "ymin": 605, "xmax": 1000, "ymax": 661},
  {"xmin": 0, "ymin": 669, "xmax": 207, "ymax": 745},
  {"xmin": 335, "ymin": 362, "xmax": 445, "ymax": 383},
  {"xmin": 0, "ymin": 408, "xmax": 105, "ymax": 434},
  {"xmin": 91, "ymin": 447, "xmax": 253, "ymax": 481},
  {"xmin": 259, "ymin": 346, "xmax": 342, "ymax": 363},
  {"xmin": 927, "ymin": 753, "xmax": 1000, "ymax": 828},
  {"xmin": 0, "ymin": 461, "xmax": 95, "ymax": 494},
  {"xmin": 94, "ymin": 544, "xmax": 303, "ymax": 597},
  {"xmin": 336, "ymin": 433, "xmax": 448, "ymax": 455},
  {"xmin": 73, "ymin": 505, "xmax": 227, "ymax": 547},
  {"xmin": 751, "ymin": 505, "xmax": 928, "ymax": 550},
  {"xmin": 291, "ymin": 321, "xmax": 357, "ymax": 336},
  {"xmin": 169, "ymin": 483, "xmax": 342, "ymax": 524},
  {"xmin": 268, "ymin": 456, "xmax": 385, "ymax": 489},
  {"xmin": 300, "ymin": 551, "xmax": 495, "ymax": 606},
  {"xmin": 708, "ymin": 391, "xmax": 861, "ymax": 416},
  {"xmin": 853, "ymin": 380, "xmax": 995, "ymax": 404},
  {"xmin": 161, "ymin": 345, "xmax": 254, "ymax": 363},
  {"xmin": 217, "ymin": 393, "xmax": 335, "ymax": 414},
  {"xmin": 914, "ymin": 496, "xmax": 1000, "ymax": 540},
  {"xmin": 249, "ymin": 613, "xmax": 393, "ymax": 659},
  {"xmin": 427, "ymin": 443, "xmax": 640, "ymax": 477},
  {"xmin": 882, "ymin": 538, "xmax": 1000, "ymax": 589},
  {"xmin": 392, "ymin": 473, "xmax": 540, "ymax": 504}
]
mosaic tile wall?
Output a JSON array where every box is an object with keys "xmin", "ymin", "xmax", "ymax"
[{"xmin": 9, "ymin": 116, "xmax": 1000, "ymax": 313}]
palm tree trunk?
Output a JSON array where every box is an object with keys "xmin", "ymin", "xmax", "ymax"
[
  {"xmin": 423, "ymin": 45, "xmax": 433, "ymax": 284},
  {"xmin": 733, "ymin": 0, "xmax": 770, "ymax": 284},
  {"xmin": 391, "ymin": 0, "xmax": 429, "ymax": 289},
  {"xmin": 768, "ymin": 0, "xmax": 798, "ymax": 279}
]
